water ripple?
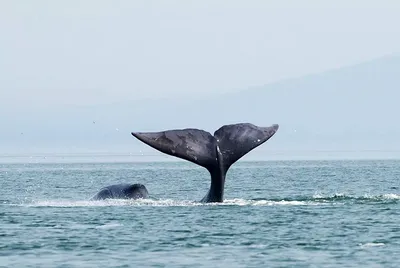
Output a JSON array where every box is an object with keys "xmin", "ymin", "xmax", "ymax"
[{"xmin": 1, "ymin": 160, "xmax": 400, "ymax": 267}]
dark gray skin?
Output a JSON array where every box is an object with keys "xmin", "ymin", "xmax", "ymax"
[
  {"xmin": 131, "ymin": 123, "xmax": 279, "ymax": 203},
  {"xmin": 90, "ymin": 183, "xmax": 149, "ymax": 200}
]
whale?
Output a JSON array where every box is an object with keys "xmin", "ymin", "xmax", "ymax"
[
  {"xmin": 131, "ymin": 123, "xmax": 279, "ymax": 203},
  {"xmin": 90, "ymin": 183, "xmax": 149, "ymax": 200}
]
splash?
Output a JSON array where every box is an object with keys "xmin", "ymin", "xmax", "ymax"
[
  {"xmin": 312, "ymin": 193, "xmax": 400, "ymax": 202},
  {"xmin": 12, "ymin": 192, "xmax": 400, "ymax": 208},
  {"xmin": 20, "ymin": 198, "xmax": 311, "ymax": 208}
]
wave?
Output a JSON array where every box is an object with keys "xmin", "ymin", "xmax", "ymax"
[
  {"xmin": 19, "ymin": 199, "xmax": 305, "ymax": 208},
  {"xmin": 311, "ymin": 193, "xmax": 400, "ymax": 202},
  {"xmin": 359, "ymin": 242, "xmax": 385, "ymax": 248},
  {"xmin": 9, "ymin": 193, "xmax": 399, "ymax": 208}
]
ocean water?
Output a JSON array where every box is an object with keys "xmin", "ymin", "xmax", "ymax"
[{"xmin": 1, "ymin": 159, "xmax": 400, "ymax": 267}]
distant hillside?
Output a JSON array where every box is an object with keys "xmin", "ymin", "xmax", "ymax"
[{"xmin": 1, "ymin": 56, "xmax": 399, "ymax": 156}]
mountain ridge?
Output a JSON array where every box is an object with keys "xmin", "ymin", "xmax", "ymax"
[{"xmin": 1, "ymin": 55, "xmax": 399, "ymax": 155}]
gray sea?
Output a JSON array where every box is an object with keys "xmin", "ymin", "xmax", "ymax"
[{"xmin": 1, "ymin": 159, "xmax": 400, "ymax": 267}]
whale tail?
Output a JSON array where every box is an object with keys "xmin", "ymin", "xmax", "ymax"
[
  {"xmin": 214, "ymin": 123, "xmax": 279, "ymax": 173},
  {"xmin": 131, "ymin": 123, "xmax": 279, "ymax": 174}
]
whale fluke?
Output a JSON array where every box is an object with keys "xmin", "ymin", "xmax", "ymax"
[
  {"xmin": 214, "ymin": 123, "xmax": 279, "ymax": 173},
  {"xmin": 132, "ymin": 128, "xmax": 218, "ymax": 171},
  {"xmin": 131, "ymin": 123, "xmax": 279, "ymax": 202}
]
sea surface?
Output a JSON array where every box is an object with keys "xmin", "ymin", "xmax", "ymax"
[{"xmin": 1, "ymin": 159, "xmax": 400, "ymax": 267}]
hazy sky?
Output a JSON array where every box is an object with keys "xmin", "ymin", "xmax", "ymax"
[{"xmin": 1, "ymin": 0, "xmax": 399, "ymax": 108}]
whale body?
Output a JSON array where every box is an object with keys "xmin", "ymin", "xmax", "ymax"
[{"xmin": 90, "ymin": 183, "xmax": 149, "ymax": 200}]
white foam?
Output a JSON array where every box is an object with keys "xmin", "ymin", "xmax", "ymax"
[
  {"xmin": 359, "ymin": 242, "xmax": 385, "ymax": 248},
  {"xmin": 16, "ymin": 193, "xmax": 400, "ymax": 208},
  {"xmin": 381, "ymin": 194, "xmax": 400, "ymax": 199},
  {"xmin": 95, "ymin": 223, "xmax": 123, "ymax": 229},
  {"xmin": 247, "ymin": 199, "xmax": 308, "ymax": 206},
  {"xmin": 20, "ymin": 198, "xmax": 314, "ymax": 208},
  {"xmin": 312, "ymin": 193, "xmax": 400, "ymax": 200},
  {"xmin": 312, "ymin": 193, "xmax": 346, "ymax": 199}
]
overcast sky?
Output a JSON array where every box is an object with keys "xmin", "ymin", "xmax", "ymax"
[{"xmin": 1, "ymin": 0, "xmax": 399, "ymax": 108}]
